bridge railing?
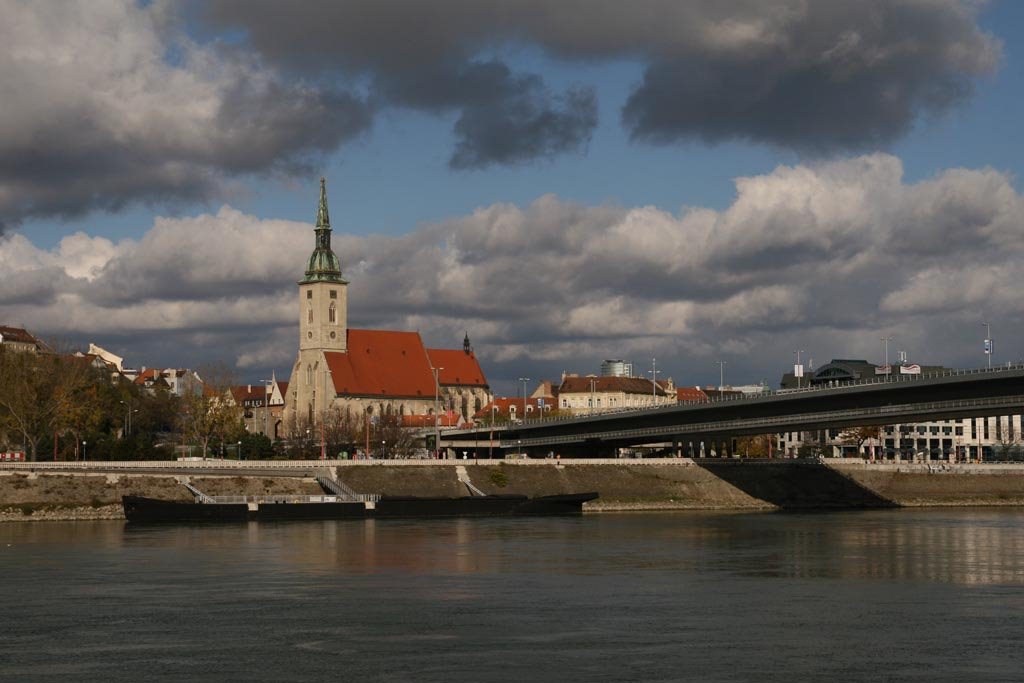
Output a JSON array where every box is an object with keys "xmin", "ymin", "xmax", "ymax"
[
  {"xmin": 466, "ymin": 363, "xmax": 1024, "ymax": 435},
  {"xmin": 501, "ymin": 394, "xmax": 1024, "ymax": 448}
]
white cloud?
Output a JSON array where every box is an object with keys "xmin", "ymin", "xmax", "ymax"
[{"xmin": 3, "ymin": 153, "xmax": 1023, "ymax": 385}]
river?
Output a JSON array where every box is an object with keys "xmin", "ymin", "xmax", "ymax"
[{"xmin": 2, "ymin": 509, "xmax": 1023, "ymax": 682}]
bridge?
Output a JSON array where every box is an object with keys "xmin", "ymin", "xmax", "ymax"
[{"xmin": 441, "ymin": 365, "xmax": 1024, "ymax": 457}]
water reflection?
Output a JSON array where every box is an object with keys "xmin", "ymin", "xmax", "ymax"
[{"xmin": 4, "ymin": 509, "xmax": 1023, "ymax": 586}]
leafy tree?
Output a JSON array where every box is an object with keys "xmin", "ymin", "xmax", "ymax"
[
  {"xmin": 839, "ymin": 425, "xmax": 882, "ymax": 454},
  {"xmin": 0, "ymin": 348, "xmax": 94, "ymax": 461},
  {"xmin": 176, "ymin": 364, "xmax": 243, "ymax": 458}
]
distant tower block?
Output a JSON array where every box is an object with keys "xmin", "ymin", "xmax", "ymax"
[{"xmin": 600, "ymin": 359, "xmax": 633, "ymax": 377}]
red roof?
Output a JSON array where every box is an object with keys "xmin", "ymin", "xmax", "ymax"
[
  {"xmin": 559, "ymin": 375, "xmax": 670, "ymax": 396},
  {"xmin": 277, "ymin": 381, "xmax": 288, "ymax": 395},
  {"xmin": 677, "ymin": 387, "xmax": 708, "ymax": 403},
  {"xmin": 229, "ymin": 386, "xmax": 268, "ymax": 406},
  {"xmin": 425, "ymin": 349, "xmax": 489, "ymax": 386},
  {"xmin": 402, "ymin": 413, "xmax": 462, "ymax": 428},
  {"xmin": 325, "ymin": 329, "xmax": 436, "ymax": 398},
  {"xmin": 0, "ymin": 325, "xmax": 41, "ymax": 345},
  {"xmin": 474, "ymin": 396, "xmax": 549, "ymax": 418}
]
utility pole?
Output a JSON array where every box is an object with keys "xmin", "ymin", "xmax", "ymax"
[
  {"xmin": 519, "ymin": 377, "xmax": 530, "ymax": 422},
  {"xmin": 432, "ymin": 367, "xmax": 444, "ymax": 458},
  {"xmin": 880, "ymin": 337, "xmax": 892, "ymax": 380},
  {"xmin": 648, "ymin": 357, "xmax": 660, "ymax": 405},
  {"xmin": 983, "ymin": 322, "xmax": 993, "ymax": 369}
]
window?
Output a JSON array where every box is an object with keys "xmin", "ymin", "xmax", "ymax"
[
  {"xmin": 329, "ymin": 302, "xmax": 336, "ymax": 324},
  {"xmin": 306, "ymin": 290, "xmax": 312, "ymax": 299},
  {"xmin": 307, "ymin": 305, "xmax": 313, "ymax": 324},
  {"xmin": 306, "ymin": 365, "xmax": 312, "ymax": 385},
  {"xmin": 329, "ymin": 290, "xmax": 337, "ymax": 299}
]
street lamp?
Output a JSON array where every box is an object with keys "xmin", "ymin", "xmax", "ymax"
[
  {"xmin": 262, "ymin": 379, "xmax": 273, "ymax": 438},
  {"xmin": 518, "ymin": 377, "xmax": 530, "ymax": 423},
  {"xmin": 381, "ymin": 439, "xmax": 386, "ymax": 459},
  {"xmin": 431, "ymin": 366, "xmax": 444, "ymax": 458},
  {"xmin": 82, "ymin": 440, "xmax": 87, "ymax": 461},
  {"xmin": 983, "ymin": 322, "xmax": 993, "ymax": 369},
  {"xmin": 648, "ymin": 357, "xmax": 660, "ymax": 405},
  {"xmin": 717, "ymin": 361, "xmax": 727, "ymax": 393},
  {"xmin": 880, "ymin": 337, "xmax": 892, "ymax": 379},
  {"xmin": 237, "ymin": 440, "xmax": 242, "ymax": 461},
  {"xmin": 794, "ymin": 350, "xmax": 805, "ymax": 389},
  {"xmin": 119, "ymin": 400, "xmax": 129, "ymax": 438}
]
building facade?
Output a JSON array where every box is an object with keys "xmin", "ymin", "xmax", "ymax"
[{"xmin": 557, "ymin": 374, "xmax": 675, "ymax": 414}]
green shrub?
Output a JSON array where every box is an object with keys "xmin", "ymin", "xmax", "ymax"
[{"xmin": 489, "ymin": 469, "xmax": 509, "ymax": 488}]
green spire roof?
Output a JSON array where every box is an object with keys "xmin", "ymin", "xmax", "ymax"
[{"xmin": 300, "ymin": 177, "xmax": 347, "ymax": 284}]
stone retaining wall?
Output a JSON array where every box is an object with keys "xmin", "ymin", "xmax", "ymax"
[{"xmin": 4, "ymin": 460, "xmax": 1024, "ymax": 521}]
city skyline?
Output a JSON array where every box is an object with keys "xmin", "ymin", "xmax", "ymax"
[{"xmin": 2, "ymin": 1, "xmax": 1024, "ymax": 395}]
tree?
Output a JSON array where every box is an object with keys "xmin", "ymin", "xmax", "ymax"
[
  {"xmin": 0, "ymin": 348, "xmax": 94, "ymax": 461},
  {"xmin": 176, "ymin": 364, "xmax": 243, "ymax": 458},
  {"xmin": 735, "ymin": 434, "xmax": 773, "ymax": 457},
  {"xmin": 838, "ymin": 425, "xmax": 882, "ymax": 455}
]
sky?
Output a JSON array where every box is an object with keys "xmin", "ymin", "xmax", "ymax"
[{"xmin": 2, "ymin": 0, "xmax": 1023, "ymax": 396}]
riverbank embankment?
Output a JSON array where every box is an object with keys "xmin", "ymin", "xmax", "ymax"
[{"xmin": 4, "ymin": 459, "xmax": 1024, "ymax": 521}]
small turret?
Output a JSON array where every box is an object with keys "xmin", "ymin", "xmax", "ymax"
[{"xmin": 463, "ymin": 331, "xmax": 472, "ymax": 355}]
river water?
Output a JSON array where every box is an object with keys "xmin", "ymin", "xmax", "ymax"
[{"xmin": 2, "ymin": 509, "xmax": 1023, "ymax": 682}]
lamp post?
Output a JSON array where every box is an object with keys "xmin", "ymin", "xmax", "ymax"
[
  {"xmin": 82, "ymin": 440, "xmax": 87, "ymax": 461},
  {"xmin": 794, "ymin": 350, "xmax": 804, "ymax": 389},
  {"xmin": 237, "ymin": 440, "xmax": 242, "ymax": 461},
  {"xmin": 717, "ymin": 361, "xmax": 727, "ymax": 393},
  {"xmin": 119, "ymin": 400, "xmax": 130, "ymax": 438},
  {"xmin": 263, "ymin": 379, "xmax": 273, "ymax": 438},
  {"xmin": 381, "ymin": 440, "xmax": 386, "ymax": 459},
  {"xmin": 880, "ymin": 337, "xmax": 892, "ymax": 379},
  {"xmin": 305, "ymin": 428, "xmax": 311, "ymax": 459},
  {"xmin": 983, "ymin": 322, "xmax": 992, "ymax": 369},
  {"xmin": 431, "ymin": 366, "xmax": 444, "ymax": 458},
  {"xmin": 518, "ymin": 377, "xmax": 530, "ymax": 423},
  {"xmin": 589, "ymin": 377, "xmax": 596, "ymax": 415},
  {"xmin": 648, "ymin": 357, "xmax": 660, "ymax": 406}
]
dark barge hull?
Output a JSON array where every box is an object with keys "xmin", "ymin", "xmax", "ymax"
[{"xmin": 122, "ymin": 492, "xmax": 598, "ymax": 523}]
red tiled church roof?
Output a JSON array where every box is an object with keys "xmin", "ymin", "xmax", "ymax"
[
  {"xmin": 425, "ymin": 348, "xmax": 488, "ymax": 387},
  {"xmin": 325, "ymin": 329, "xmax": 437, "ymax": 399}
]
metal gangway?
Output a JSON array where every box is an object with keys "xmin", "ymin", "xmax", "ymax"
[
  {"xmin": 314, "ymin": 473, "xmax": 365, "ymax": 501},
  {"xmin": 181, "ymin": 481, "xmax": 215, "ymax": 504},
  {"xmin": 455, "ymin": 465, "xmax": 487, "ymax": 497}
]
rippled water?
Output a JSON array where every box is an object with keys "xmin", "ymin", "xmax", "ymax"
[{"xmin": 2, "ymin": 509, "xmax": 1023, "ymax": 682}]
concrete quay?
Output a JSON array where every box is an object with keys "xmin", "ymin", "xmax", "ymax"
[{"xmin": 3, "ymin": 458, "xmax": 1024, "ymax": 521}]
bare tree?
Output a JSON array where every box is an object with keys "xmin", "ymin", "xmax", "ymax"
[{"xmin": 839, "ymin": 425, "xmax": 882, "ymax": 455}]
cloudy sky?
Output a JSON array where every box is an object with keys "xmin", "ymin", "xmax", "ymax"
[{"xmin": 2, "ymin": 0, "xmax": 1023, "ymax": 394}]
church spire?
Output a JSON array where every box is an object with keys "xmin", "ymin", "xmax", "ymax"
[
  {"xmin": 463, "ymin": 331, "xmax": 472, "ymax": 355},
  {"xmin": 300, "ymin": 177, "xmax": 347, "ymax": 284},
  {"xmin": 316, "ymin": 177, "xmax": 330, "ymax": 229}
]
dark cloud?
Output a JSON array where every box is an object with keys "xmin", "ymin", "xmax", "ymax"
[
  {"xmin": 375, "ymin": 59, "xmax": 596, "ymax": 169},
  {"xmin": 0, "ymin": 1, "xmax": 371, "ymax": 229},
  {"xmin": 199, "ymin": 0, "xmax": 998, "ymax": 157}
]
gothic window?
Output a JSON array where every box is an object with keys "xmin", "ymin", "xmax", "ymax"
[
  {"xmin": 474, "ymin": 397, "xmax": 482, "ymax": 414},
  {"xmin": 461, "ymin": 396, "xmax": 469, "ymax": 419},
  {"xmin": 306, "ymin": 365, "xmax": 312, "ymax": 385},
  {"xmin": 329, "ymin": 302, "xmax": 336, "ymax": 324},
  {"xmin": 307, "ymin": 304, "xmax": 313, "ymax": 324}
]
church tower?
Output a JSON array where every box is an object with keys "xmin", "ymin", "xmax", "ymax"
[{"xmin": 299, "ymin": 178, "xmax": 348, "ymax": 353}]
